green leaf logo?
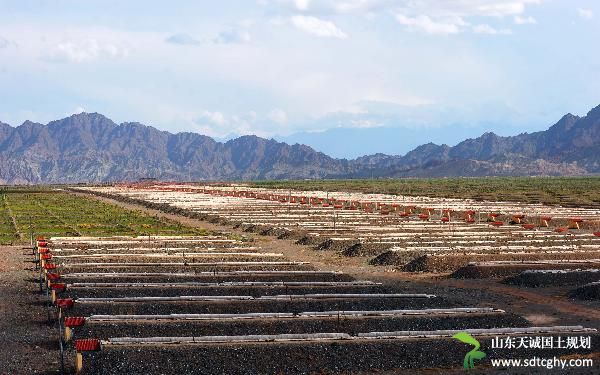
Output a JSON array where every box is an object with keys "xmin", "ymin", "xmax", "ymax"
[{"xmin": 452, "ymin": 332, "xmax": 486, "ymax": 369}]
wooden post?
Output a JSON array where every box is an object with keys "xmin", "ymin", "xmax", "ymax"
[
  {"xmin": 75, "ymin": 352, "xmax": 83, "ymax": 373},
  {"xmin": 64, "ymin": 326, "xmax": 73, "ymax": 342}
]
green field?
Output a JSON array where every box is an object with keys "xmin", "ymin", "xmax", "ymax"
[
  {"xmin": 251, "ymin": 177, "xmax": 600, "ymax": 208},
  {"xmin": 0, "ymin": 188, "xmax": 206, "ymax": 245}
]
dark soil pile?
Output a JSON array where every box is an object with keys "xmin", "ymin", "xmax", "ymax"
[
  {"xmin": 506, "ymin": 269, "xmax": 600, "ymax": 287},
  {"xmin": 570, "ymin": 282, "xmax": 600, "ymax": 300}
]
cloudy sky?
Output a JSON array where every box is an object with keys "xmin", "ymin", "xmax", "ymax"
[{"xmin": 0, "ymin": 0, "xmax": 598, "ymax": 157}]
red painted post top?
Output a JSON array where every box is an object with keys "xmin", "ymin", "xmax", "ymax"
[
  {"xmin": 43, "ymin": 263, "xmax": 57, "ymax": 270},
  {"xmin": 522, "ymin": 224, "xmax": 536, "ymax": 230},
  {"xmin": 75, "ymin": 339, "xmax": 101, "ymax": 352},
  {"xmin": 46, "ymin": 273, "xmax": 61, "ymax": 281},
  {"xmin": 65, "ymin": 316, "xmax": 86, "ymax": 327},
  {"xmin": 50, "ymin": 283, "xmax": 67, "ymax": 291},
  {"xmin": 38, "ymin": 248, "xmax": 50, "ymax": 254},
  {"xmin": 41, "ymin": 254, "xmax": 53, "ymax": 260},
  {"xmin": 55, "ymin": 298, "xmax": 74, "ymax": 309}
]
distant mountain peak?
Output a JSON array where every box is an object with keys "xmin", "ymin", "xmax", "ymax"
[
  {"xmin": 481, "ymin": 131, "xmax": 499, "ymax": 138},
  {"xmin": 587, "ymin": 104, "xmax": 600, "ymax": 118},
  {"xmin": 548, "ymin": 112, "xmax": 579, "ymax": 133},
  {"xmin": 64, "ymin": 111, "xmax": 109, "ymax": 122}
]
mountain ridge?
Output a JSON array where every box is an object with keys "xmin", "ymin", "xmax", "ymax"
[{"xmin": 0, "ymin": 105, "xmax": 598, "ymax": 184}]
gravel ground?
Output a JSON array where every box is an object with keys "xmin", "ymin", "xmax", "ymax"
[
  {"xmin": 67, "ymin": 296, "xmax": 452, "ymax": 316},
  {"xmin": 0, "ymin": 246, "xmax": 60, "ymax": 375},
  {"xmin": 24, "ymin": 190, "xmax": 600, "ymax": 374},
  {"xmin": 60, "ymin": 285, "xmax": 392, "ymax": 299},
  {"xmin": 571, "ymin": 282, "xmax": 600, "ymax": 300},
  {"xmin": 61, "ymin": 273, "xmax": 356, "ymax": 283},
  {"xmin": 403, "ymin": 252, "xmax": 600, "ymax": 272},
  {"xmin": 506, "ymin": 269, "xmax": 600, "ymax": 287},
  {"xmin": 342, "ymin": 242, "xmax": 392, "ymax": 257},
  {"xmin": 59, "ymin": 264, "xmax": 314, "ymax": 273},
  {"xmin": 79, "ymin": 335, "xmax": 600, "ymax": 375},
  {"xmin": 73, "ymin": 190, "xmax": 600, "ymax": 325},
  {"xmin": 452, "ymin": 262, "xmax": 600, "ymax": 279},
  {"xmin": 55, "ymin": 255, "xmax": 282, "ymax": 263},
  {"xmin": 69, "ymin": 312, "xmax": 527, "ymax": 341}
]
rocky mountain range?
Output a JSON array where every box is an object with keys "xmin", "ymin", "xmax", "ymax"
[{"xmin": 0, "ymin": 104, "xmax": 599, "ymax": 184}]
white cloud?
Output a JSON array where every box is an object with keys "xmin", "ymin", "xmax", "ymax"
[
  {"xmin": 275, "ymin": 1, "xmax": 542, "ymax": 36},
  {"xmin": 49, "ymin": 39, "xmax": 128, "ymax": 63},
  {"xmin": 276, "ymin": 0, "xmax": 541, "ymax": 17},
  {"xmin": 267, "ymin": 109, "xmax": 288, "ymax": 124},
  {"xmin": 193, "ymin": 110, "xmax": 276, "ymax": 138},
  {"xmin": 472, "ymin": 24, "xmax": 512, "ymax": 34},
  {"xmin": 214, "ymin": 29, "xmax": 251, "ymax": 44},
  {"xmin": 0, "ymin": 36, "xmax": 9, "ymax": 48},
  {"xmin": 290, "ymin": 15, "xmax": 347, "ymax": 38},
  {"xmin": 418, "ymin": 1, "xmax": 542, "ymax": 18},
  {"xmin": 577, "ymin": 8, "xmax": 593, "ymax": 19},
  {"xmin": 294, "ymin": 0, "xmax": 310, "ymax": 11},
  {"xmin": 64, "ymin": 107, "xmax": 87, "ymax": 117},
  {"xmin": 0, "ymin": 1, "xmax": 561, "ymax": 141},
  {"xmin": 349, "ymin": 119, "xmax": 383, "ymax": 128},
  {"xmin": 361, "ymin": 93, "xmax": 433, "ymax": 107},
  {"xmin": 165, "ymin": 33, "xmax": 201, "ymax": 45},
  {"xmin": 332, "ymin": 0, "xmax": 389, "ymax": 14},
  {"xmin": 395, "ymin": 14, "xmax": 462, "ymax": 35},
  {"xmin": 240, "ymin": 18, "xmax": 256, "ymax": 28},
  {"xmin": 514, "ymin": 15, "xmax": 536, "ymax": 24},
  {"xmin": 280, "ymin": 0, "xmax": 387, "ymax": 17},
  {"xmin": 474, "ymin": 2, "xmax": 527, "ymax": 17},
  {"xmin": 199, "ymin": 111, "xmax": 226, "ymax": 125}
]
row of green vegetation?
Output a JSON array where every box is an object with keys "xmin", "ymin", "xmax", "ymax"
[
  {"xmin": 0, "ymin": 188, "xmax": 206, "ymax": 245},
  {"xmin": 251, "ymin": 177, "xmax": 600, "ymax": 208}
]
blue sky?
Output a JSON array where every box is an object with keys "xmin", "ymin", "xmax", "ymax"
[{"xmin": 0, "ymin": 0, "xmax": 598, "ymax": 158}]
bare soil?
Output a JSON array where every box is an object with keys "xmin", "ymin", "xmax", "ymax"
[{"xmin": 3, "ymin": 190, "xmax": 599, "ymax": 374}]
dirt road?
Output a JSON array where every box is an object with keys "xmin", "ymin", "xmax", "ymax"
[{"xmin": 0, "ymin": 245, "xmax": 59, "ymax": 375}]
